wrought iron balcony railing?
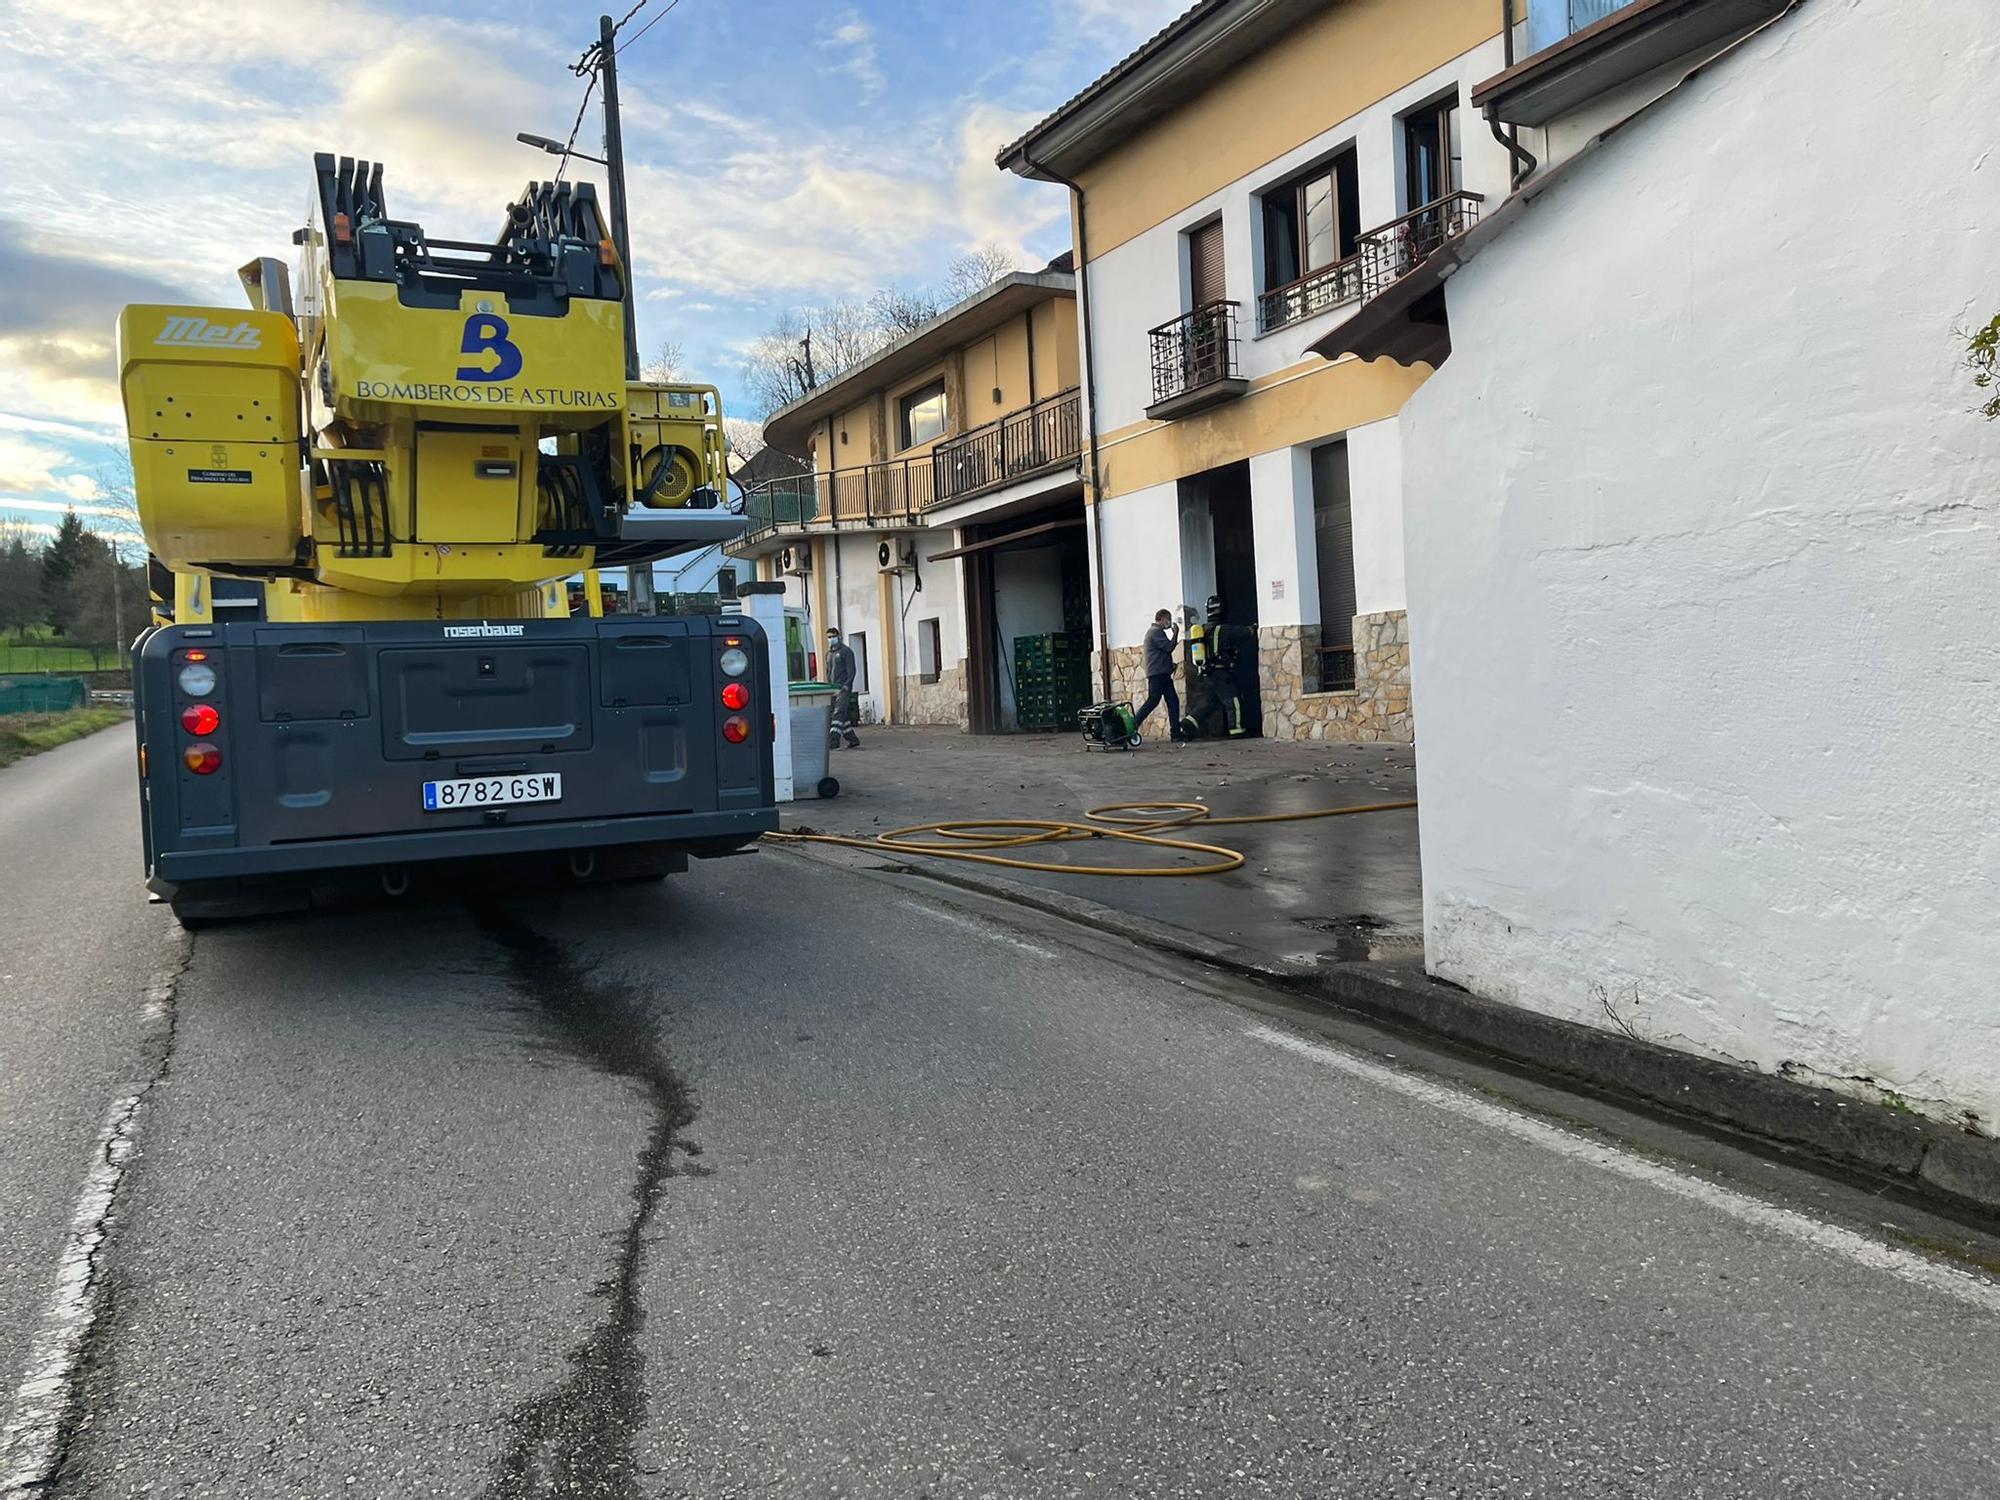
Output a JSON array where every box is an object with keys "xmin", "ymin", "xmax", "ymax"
[
  {"xmin": 933, "ymin": 388, "xmax": 1081, "ymax": 506},
  {"xmin": 1258, "ymin": 191, "xmax": 1485, "ymax": 335},
  {"xmin": 1147, "ymin": 300, "xmax": 1244, "ymax": 413},
  {"xmin": 1354, "ymin": 190, "xmax": 1484, "ymax": 302},
  {"xmin": 1258, "ymin": 257, "xmax": 1366, "ymax": 335}
]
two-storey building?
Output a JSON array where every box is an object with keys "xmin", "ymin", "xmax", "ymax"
[
  {"xmin": 729, "ymin": 270, "xmax": 1086, "ymax": 732},
  {"xmin": 1001, "ymin": 0, "xmax": 1525, "ymax": 741}
]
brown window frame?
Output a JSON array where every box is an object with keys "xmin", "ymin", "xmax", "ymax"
[
  {"xmin": 1260, "ymin": 149, "xmax": 1361, "ymax": 298},
  {"xmin": 898, "ymin": 379, "xmax": 948, "ymax": 451}
]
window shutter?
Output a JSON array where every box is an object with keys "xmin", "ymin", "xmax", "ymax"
[
  {"xmin": 1311, "ymin": 441, "xmax": 1356, "ymax": 650},
  {"xmin": 1189, "ymin": 220, "xmax": 1226, "ymax": 308}
]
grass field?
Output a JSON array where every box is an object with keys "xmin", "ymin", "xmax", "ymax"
[
  {"xmin": 0, "ymin": 637, "xmax": 116, "ymax": 673},
  {"xmin": 0, "ymin": 708, "xmax": 129, "ymax": 770}
]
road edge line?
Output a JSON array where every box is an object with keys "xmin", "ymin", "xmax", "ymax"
[
  {"xmin": 0, "ymin": 922, "xmax": 190, "ymax": 1497},
  {"xmin": 1245, "ymin": 1021, "xmax": 2000, "ymax": 1316}
]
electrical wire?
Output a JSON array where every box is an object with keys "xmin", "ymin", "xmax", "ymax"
[
  {"xmin": 618, "ymin": 0, "xmax": 684, "ymax": 53},
  {"xmin": 767, "ymin": 797, "xmax": 1418, "ymax": 879},
  {"xmin": 550, "ymin": 69, "xmax": 599, "ymax": 186}
]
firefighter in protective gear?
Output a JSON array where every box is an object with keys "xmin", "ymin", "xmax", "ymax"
[{"xmin": 1205, "ymin": 594, "xmax": 1263, "ymax": 739}]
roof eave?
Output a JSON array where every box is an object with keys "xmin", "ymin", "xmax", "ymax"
[
  {"xmin": 997, "ymin": 0, "xmax": 1322, "ymax": 181},
  {"xmin": 761, "ymin": 271, "xmax": 1076, "ymax": 455}
]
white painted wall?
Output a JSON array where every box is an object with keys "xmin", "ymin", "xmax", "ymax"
[
  {"xmin": 1346, "ymin": 416, "xmax": 1405, "ymax": 617},
  {"xmin": 829, "ymin": 530, "xmax": 884, "ymax": 723},
  {"xmin": 1399, "ymin": 0, "xmax": 2000, "ymax": 1132},
  {"xmin": 1096, "ymin": 478, "xmax": 1187, "ymax": 648}
]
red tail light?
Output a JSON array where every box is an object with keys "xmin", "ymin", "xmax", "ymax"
[
  {"xmin": 182, "ymin": 742, "xmax": 222, "ymax": 775},
  {"xmin": 721, "ymin": 716, "xmax": 750, "ymax": 744},
  {"xmin": 720, "ymin": 682, "xmax": 750, "ymax": 711},
  {"xmin": 181, "ymin": 703, "xmax": 220, "ymax": 735}
]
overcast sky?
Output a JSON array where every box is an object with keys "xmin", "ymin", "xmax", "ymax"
[{"xmin": 0, "ymin": 0, "xmax": 1185, "ymax": 543}]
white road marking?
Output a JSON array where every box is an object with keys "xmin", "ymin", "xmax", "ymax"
[
  {"xmin": 1245, "ymin": 1022, "xmax": 2000, "ymax": 1317},
  {"xmin": 0, "ymin": 926, "xmax": 188, "ymax": 1497},
  {"xmin": 907, "ymin": 901, "xmax": 1061, "ymax": 960}
]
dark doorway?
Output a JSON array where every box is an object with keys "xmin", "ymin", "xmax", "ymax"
[
  {"xmin": 1207, "ymin": 462, "xmax": 1257, "ymax": 627},
  {"xmin": 954, "ymin": 499, "xmax": 1091, "ymax": 733}
]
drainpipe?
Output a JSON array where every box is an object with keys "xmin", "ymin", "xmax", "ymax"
[
  {"xmin": 1492, "ymin": 0, "xmax": 1539, "ymax": 188},
  {"xmin": 1023, "ymin": 148, "xmax": 1114, "ymax": 703}
]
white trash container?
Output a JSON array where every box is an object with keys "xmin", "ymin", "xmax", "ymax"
[{"xmin": 789, "ymin": 684, "xmax": 839, "ymax": 798}]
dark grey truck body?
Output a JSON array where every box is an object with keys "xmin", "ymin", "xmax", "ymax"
[{"xmin": 133, "ymin": 614, "xmax": 776, "ymax": 897}]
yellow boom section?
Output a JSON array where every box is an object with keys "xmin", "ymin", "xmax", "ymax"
[{"xmin": 118, "ymin": 154, "xmax": 736, "ymax": 625}]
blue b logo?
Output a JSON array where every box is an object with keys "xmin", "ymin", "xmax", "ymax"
[{"xmin": 456, "ymin": 313, "xmax": 523, "ymax": 382}]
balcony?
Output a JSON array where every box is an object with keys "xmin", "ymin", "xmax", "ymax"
[
  {"xmin": 1354, "ymin": 191, "xmax": 1483, "ymax": 301},
  {"xmin": 1258, "ymin": 191, "xmax": 1484, "ymax": 335},
  {"xmin": 1146, "ymin": 301, "xmax": 1248, "ymax": 421},
  {"xmin": 933, "ymin": 388, "xmax": 1082, "ymax": 507},
  {"xmin": 740, "ymin": 453, "xmax": 934, "ymax": 547},
  {"xmin": 1258, "ymin": 258, "xmax": 1365, "ymax": 335}
]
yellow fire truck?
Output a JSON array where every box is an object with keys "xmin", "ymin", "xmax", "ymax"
[{"xmin": 119, "ymin": 154, "xmax": 774, "ymax": 922}]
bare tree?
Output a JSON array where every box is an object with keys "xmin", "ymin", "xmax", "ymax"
[
  {"xmin": 62, "ymin": 548, "xmax": 142, "ymax": 667},
  {"xmin": 737, "ymin": 248, "xmax": 1026, "ymax": 420},
  {"xmin": 868, "ymin": 284, "xmax": 941, "ymax": 337},
  {"xmin": 940, "ymin": 244, "xmax": 1022, "ymax": 304},
  {"xmin": 643, "ymin": 338, "xmax": 686, "ymax": 384},
  {"xmin": 722, "ymin": 418, "xmax": 766, "ymax": 461},
  {"xmin": 739, "ymin": 298, "xmax": 892, "ymax": 419}
]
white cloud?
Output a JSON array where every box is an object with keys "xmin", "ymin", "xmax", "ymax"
[{"xmin": 817, "ymin": 9, "xmax": 886, "ymax": 102}]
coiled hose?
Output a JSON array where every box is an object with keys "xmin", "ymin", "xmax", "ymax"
[{"xmin": 766, "ymin": 798, "xmax": 1417, "ymax": 878}]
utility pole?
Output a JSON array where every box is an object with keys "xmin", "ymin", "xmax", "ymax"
[
  {"xmin": 595, "ymin": 12, "xmax": 655, "ymax": 616},
  {"xmin": 110, "ymin": 551, "xmax": 123, "ymax": 665}
]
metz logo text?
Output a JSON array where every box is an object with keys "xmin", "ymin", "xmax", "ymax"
[
  {"xmin": 443, "ymin": 622, "xmax": 526, "ymax": 639},
  {"xmin": 156, "ymin": 316, "xmax": 263, "ymax": 350}
]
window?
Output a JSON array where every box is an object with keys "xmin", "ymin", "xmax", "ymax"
[
  {"xmin": 848, "ymin": 631, "xmax": 869, "ymax": 693},
  {"xmin": 1262, "ymin": 150, "xmax": 1360, "ymax": 293},
  {"xmin": 1402, "ymin": 94, "xmax": 1463, "ymax": 212},
  {"xmin": 1310, "ymin": 440, "xmax": 1357, "ymax": 692},
  {"xmin": 1186, "ymin": 218, "xmax": 1226, "ymax": 309},
  {"xmin": 899, "ymin": 381, "xmax": 947, "ymax": 449},
  {"xmin": 918, "ymin": 617, "xmax": 942, "ymax": 684},
  {"xmin": 716, "ymin": 566, "xmax": 738, "ymax": 600}
]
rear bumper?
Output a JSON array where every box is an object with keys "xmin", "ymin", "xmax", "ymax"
[{"xmin": 150, "ymin": 806, "xmax": 776, "ymax": 891}]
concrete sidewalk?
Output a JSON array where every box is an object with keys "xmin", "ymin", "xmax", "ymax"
[{"xmin": 785, "ymin": 726, "xmax": 1423, "ymax": 974}]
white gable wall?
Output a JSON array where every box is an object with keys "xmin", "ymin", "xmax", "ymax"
[{"xmin": 1399, "ymin": 0, "xmax": 2000, "ymax": 1129}]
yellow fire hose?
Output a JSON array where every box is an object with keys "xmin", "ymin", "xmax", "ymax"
[{"xmin": 765, "ymin": 798, "xmax": 1418, "ymax": 878}]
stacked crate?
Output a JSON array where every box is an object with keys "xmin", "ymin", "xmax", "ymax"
[{"xmin": 1013, "ymin": 631, "xmax": 1092, "ymax": 730}]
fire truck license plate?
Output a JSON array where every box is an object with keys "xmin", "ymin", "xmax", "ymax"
[{"xmin": 422, "ymin": 774, "xmax": 562, "ymax": 811}]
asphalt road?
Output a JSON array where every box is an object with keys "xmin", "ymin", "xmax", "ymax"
[
  {"xmin": 3, "ymin": 732, "xmax": 1998, "ymax": 1497},
  {"xmin": 0, "ymin": 727, "xmax": 162, "ymax": 1402}
]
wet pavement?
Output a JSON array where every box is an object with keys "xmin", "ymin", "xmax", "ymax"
[{"xmin": 786, "ymin": 727, "xmax": 1424, "ymax": 970}]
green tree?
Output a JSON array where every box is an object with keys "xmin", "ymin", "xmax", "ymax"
[
  {"xmin": 42, "ymin": 513, "xmax": 109, "ymax": 639},
  {"xmin": 41, "ymin": 510, "xmax": 97, "ymax": 633},
  {"xmin": 58, "ymin": 549, "xmax": 142, "ymax": 666},
  {"xmin": 0, "ymin": 526, "xmax": 41, "ymax": 639}
]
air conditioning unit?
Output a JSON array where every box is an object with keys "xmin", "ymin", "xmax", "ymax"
[
  {"xmin": 780, "ymin": 545, "xmax": 810, "ymax": 577},
  {"xmin": 878, "ymin": 538, "xmax": 920, "ymax": 573}
]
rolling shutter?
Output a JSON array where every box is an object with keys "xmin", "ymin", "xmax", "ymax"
[{"xmin": 1189, "ymin": 220, "xmax": 1226, "ymax": 308}]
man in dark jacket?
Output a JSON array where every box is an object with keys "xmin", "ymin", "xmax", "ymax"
[
  {"xmin": 1132, "ymin": 608, "xmax": 1183, "ymax": 742},
  {"xmin": 825, "ymin": 627, "xmax": 860, "ymax": 749}
]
